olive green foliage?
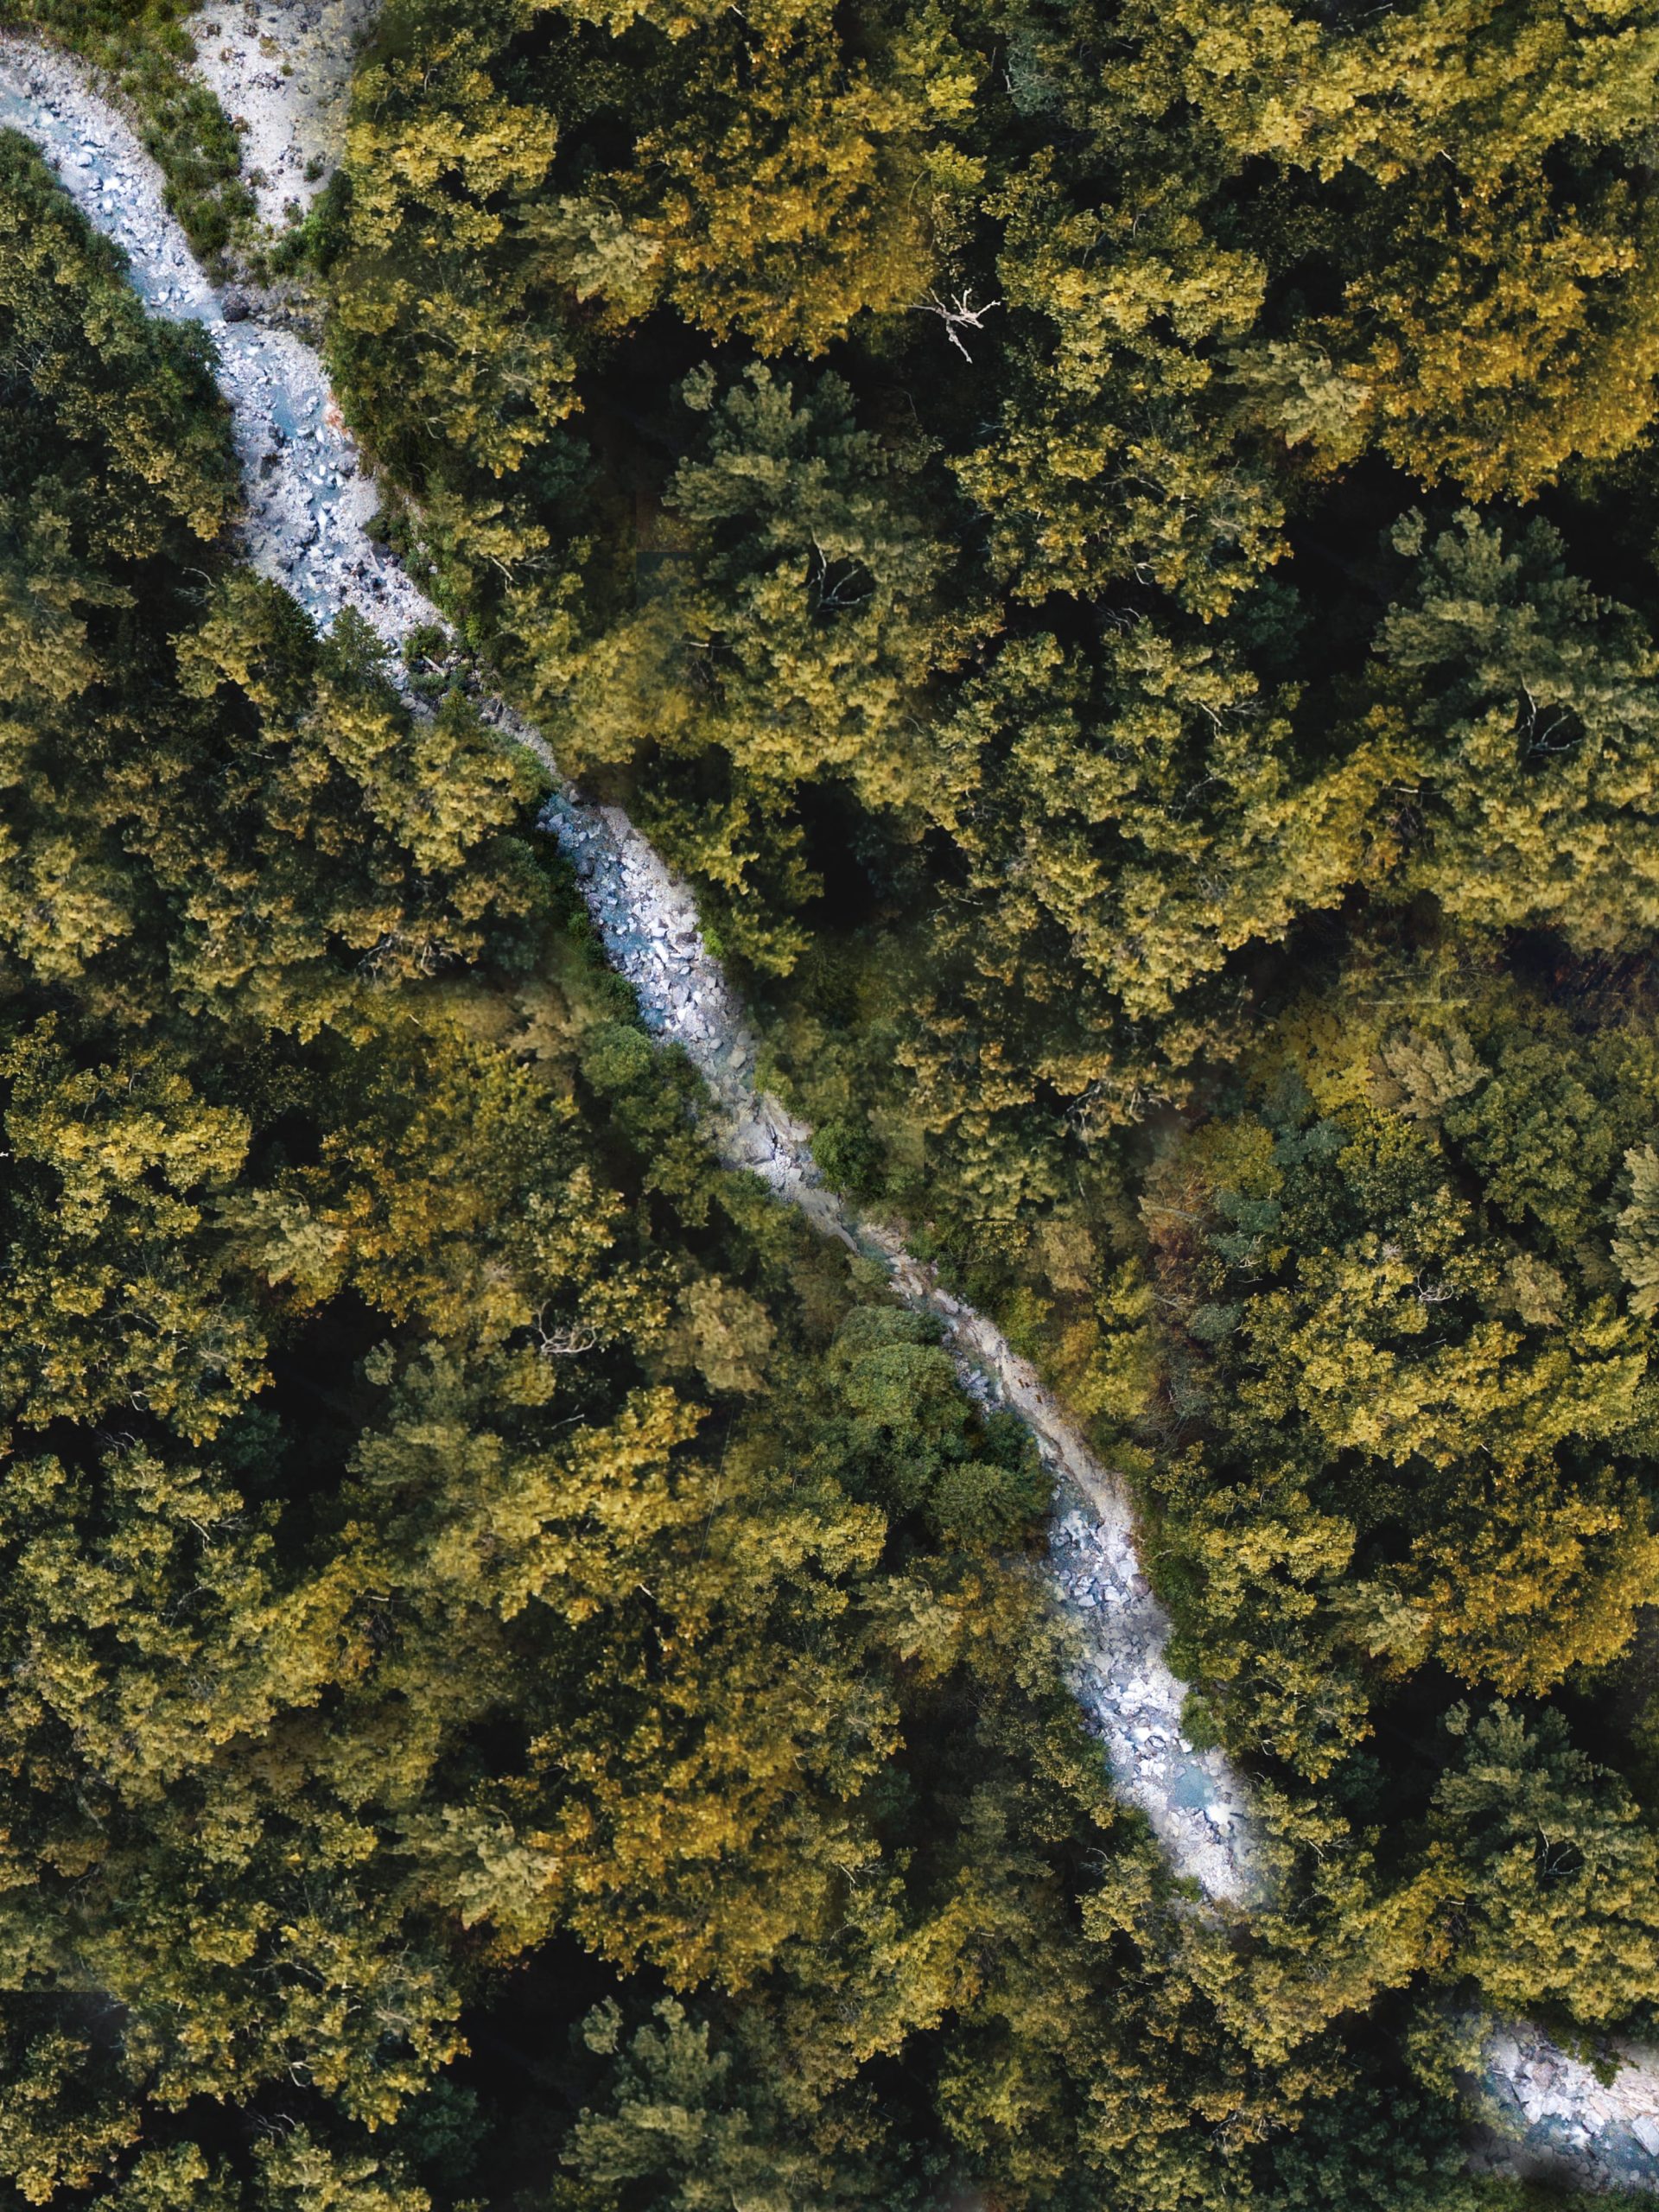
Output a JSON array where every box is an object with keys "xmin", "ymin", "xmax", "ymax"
[
  {"xmin": 12, "ymin": 0, "xmax": 1659, "ymax": 2198},
  {"xmin": 1111, "ymin": 955, "xmax": 1659, "ymax": 2075},
  {"xmin": 1363, "ymin": 510, "xmax": 1659, "ymax": 944},
  {"xmin": 1144, "ymin": 965, "xmax": 1659, "ymax": 1748},
  {"xmin": 315, "ymin": 0, "xmax": 1659, "ymax": 1236},
  {"xmin": 0, "ymin": 127, "xmax": 1478, "ymax": 2212},
  {"xmin": 305, "ymin": 0, "xmax": 1659, "ymax": 2196}
]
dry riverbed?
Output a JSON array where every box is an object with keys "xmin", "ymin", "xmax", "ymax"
[
  {"xmin": 185, "ymin": 0, "xmax": 378, "ymax": 230},
  {"xmin": 7, "ymin": 21, "xmax": 1657, "ymax": 2191}
]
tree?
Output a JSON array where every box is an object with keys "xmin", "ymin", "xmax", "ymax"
[
  {"xmin": 1142, "ymin": 960, "xmax": 1659, "ymax": 1773},
  {"xmin": 1364, "ymin": 510, "xmax": 1659, "ymax": 947},
  {"xmin": 1430, "ymin": 1704, "xmax": 1659, "ymax": 2027}
]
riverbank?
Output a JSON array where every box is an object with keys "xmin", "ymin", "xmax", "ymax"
[{"xmin": 0, "ymin": 21, "xmax": 1263, "ymax": 1911}]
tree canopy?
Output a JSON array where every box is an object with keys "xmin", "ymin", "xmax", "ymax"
[{"xmin": 9, "ymin": 0, "xmax": 1659, "ymax": 2202}]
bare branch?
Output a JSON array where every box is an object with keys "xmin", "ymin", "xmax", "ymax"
[
  {"xmin": 911, "ymin": 287, "xmax": 1002, "ymax": 362},
  {"xmin": 532, "ymin": 1303, "xmax": 599, "ymax": 1359}
]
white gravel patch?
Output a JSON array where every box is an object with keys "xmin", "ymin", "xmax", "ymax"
[
  {"xmin": 0, "ymin": 41, "xmax": 219, "ymax": 321},
  {"xmin": 185, "ymin": 0, "xmax": 378, "ymax": 230},
  {"xmin": 1476, "ymin": 2024, "xmax": 1659, "ymax": 2192}
]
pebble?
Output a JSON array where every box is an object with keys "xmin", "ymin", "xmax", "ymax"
[{"xmin": 183, "ymin": 0, "xmax": 378, "ymax": 229}]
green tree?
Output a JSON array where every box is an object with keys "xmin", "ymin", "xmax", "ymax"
[
  {"xmin": 1142, "ymin": 962, "xmax": 1659, "ymax": 1775},
  {"xmin": 1431, "ymin": 1703, "xmax": 1659, "ymax": 2027},
  {"xmin": 1364, "ymin": 510, "xmax": 1659, "ymax": 948}
]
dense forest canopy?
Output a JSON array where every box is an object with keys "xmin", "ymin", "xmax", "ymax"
[{"xmin": 4, "ymin": 0, "xmax": 1659, "ymax": 2204}]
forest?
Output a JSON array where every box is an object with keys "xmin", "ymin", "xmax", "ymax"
[{"xmin": 4, "ymin": 0, "xmax": 1659, "ymax": 2205}]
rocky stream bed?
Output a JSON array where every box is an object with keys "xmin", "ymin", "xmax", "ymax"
[
  {"xmin": 0, "ymin": 15, "xmax": 1260, "ymax": 1911},
  {"xmin": 1, "ymin": 16, "xmax": 1656, "ymax": 2189},
  {"xmin": 186, "ymin": 0, "xmax": 378, "ymax": 231}
]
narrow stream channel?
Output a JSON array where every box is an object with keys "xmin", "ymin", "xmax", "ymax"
[{"xmin": 3, "ymin": 20, "xmax": 1656, "ymax": 2189}]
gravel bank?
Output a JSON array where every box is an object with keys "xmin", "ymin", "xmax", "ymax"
[
  {"xmin": 1475, "ymin": 2025, "xmax": 1659, "ymax": 2193},
  {"xmin": 184, "ymin": 0, "xmax": 378, "ymax": 229}
]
